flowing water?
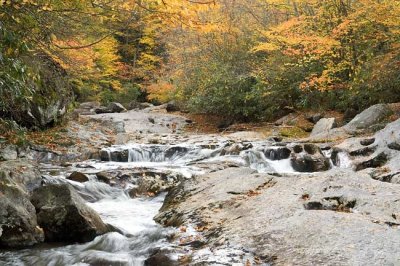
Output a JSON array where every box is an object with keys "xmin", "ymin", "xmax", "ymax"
[{"xmin": 0, "ymin": 140, "xmax": 353, "ymax": 265}]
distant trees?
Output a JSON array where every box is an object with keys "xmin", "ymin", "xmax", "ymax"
[
  {"xmin": 160, "ymin": 0, "xmax": 400, "ymax": 120},
  {"xmin": 1, "ymin": 0, "xmax": 399, "ymax": 125}
]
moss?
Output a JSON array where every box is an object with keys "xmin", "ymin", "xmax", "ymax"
[{"xmin": 279, "ymin": 126, "xmax": 309, "ymax": 139}]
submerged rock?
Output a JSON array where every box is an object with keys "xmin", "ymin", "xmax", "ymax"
[
  {"xmin": 0, "ymin": 178, "xmax": 44, "ymax": 248},
  {"xmin": 31, "ymin": 184, "xmax": 109, "ymax": 243}
]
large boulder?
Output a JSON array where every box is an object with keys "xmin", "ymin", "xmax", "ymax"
[
  {"xmin": 107, "ymin": 102, "xmax": 127, "ymax": 113},
  {"xmin": 335, "ymin": 118, "xmax": 400, "ymax": 179},
  {"xmin": 31, "ymin": 184, "xmax": 109, "ymax": 243},
  {"xmin": 0, "ymin": 177, "xmax": 44, "ymax": 247},
  {"xmin": 344, "ymin": 104, "xmax": 392, "ymax": 132},
  {"xmin": 290, "ymin": 144, "xmax": 330, "ymax": 172},
  {"xmin": 310, "ymin": 118, "xmax": 337, "ymax": 137}
]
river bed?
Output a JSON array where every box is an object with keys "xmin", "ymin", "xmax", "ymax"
[{"xmin": 0, "ymin": 140, "xmax": 352, "ymax": 265}]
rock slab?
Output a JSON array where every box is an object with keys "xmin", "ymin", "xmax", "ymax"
[
  {"xmin": 310, "ymin": 117, "xmax": 336, "ymax": 137},
  {"xmin": 0, "ymin": 178, "xmax": 44, "ymax": 247},
  {"xmin": 31, "ymin": 184, "xmax": 109, "ymax": 243}
]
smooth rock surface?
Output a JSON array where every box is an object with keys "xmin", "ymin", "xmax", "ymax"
[
  {"xmin": 310, "ymin": 117, "xmax": 337, "ymax": 137},
  {"xmin": 156, "ymin": 168, "xmax": 400, "ymax": 265},
  {"xmin": 31, "ymin": 184, "xmax": 109, "ymax": 243}
]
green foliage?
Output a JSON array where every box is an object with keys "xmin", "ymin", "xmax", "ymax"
[
  {"xmin": 0, "ymin": 24, "xmax": 36, "ymax": 119},
  {"xmin": 99, "ymin": 84, "xmax": 141, "ymax": 105}
]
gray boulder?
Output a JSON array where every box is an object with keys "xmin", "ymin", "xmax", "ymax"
[
  {"xmin": 344, "ymin": 104, "xmax": 392, "ymax": 132},
  {"xmin": 31, "ymin": 184, "xmax": 109, "ymax": 243},
  {"xmin": 310, "ymin": 118, "xmax": 337, "ymax": 137},
  {"xmin": 107, "ymin": 102, "xmax": 127, "ymax": 113},
  {"xmin": 0, "ymin": 177, "xmax": 44, "ymax": 247}
]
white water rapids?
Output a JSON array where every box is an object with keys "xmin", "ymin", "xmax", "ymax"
[{"xmin": 0, "ymin": 140, "xmax": 353, "ymax": 265}]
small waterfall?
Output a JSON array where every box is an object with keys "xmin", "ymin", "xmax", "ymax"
[{"xmin": 336, "ymin": 152, "xmax": 353, "ymax": 168}]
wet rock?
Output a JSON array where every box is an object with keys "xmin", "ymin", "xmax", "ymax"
[
  {"xmin": 67, "ymin": 171, "xmax": 89, "ymax": 182},
  {"xmin": 100, "ymin": 149, "xmax": 111, "ymax": 161},
  {"xmin": 344, "ymin": 104, "xmax": 392, "ymax": 132},
  {"xmin": 96, "ymin": 172, "xmax": 112, "ymax": 184},
  {"xmin": 145, "ymin": 249, "xmax": 178, "ymax": 266},
  {"xmin": 291, "ymin": 144, "xmax": 330, "ymax": 172},
  {"xmin": 0, "ymin": 144, "xmax": 18, "ymax": 161},
  {"xmin": 165, "ymin": 146, "xmax": 189, "ymax": 158},
  {"xmin": 310, "ymin": 118, "xmax": 336, "ymax": 137},
  {"xmin": 100, "ymin": 149, "xmax": 129, "ymax": 162},
  {"xmin": 129, "ymin": 172, "xmax": 180, "ymax": 196},
  {"xmin": 31, "ymin": 184, "xmax": 109, "ymax": 243},
  {"xmin": 0, "ymin": 177, "xmax": 44, "ymax": 248},
  {"xmin": 292, "ymin": 144, "xmax": 303, "ymax": 153},
  {"xmin": 221, "ymin": 143, "xmax": 252, "ymax": 155},
  {"xmin": 303, "ymin": 143, "xmax": 320, "ymax": 155},
  {"xmin": 291, "ymin": 153, "xmax": 330, "ymax": 172},
  {"xmin": 264, "ymin": 147, "xmax": 291, "ymax": 160}
]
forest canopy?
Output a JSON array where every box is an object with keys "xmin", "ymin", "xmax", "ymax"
[{"xmin": 1, "ymin": 0, "xmax": 399, "ymax": 126}]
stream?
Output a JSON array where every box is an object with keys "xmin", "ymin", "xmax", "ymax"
[{"xmin": 0, "ymin": 139, "xmax": 353, "ymax": 265}]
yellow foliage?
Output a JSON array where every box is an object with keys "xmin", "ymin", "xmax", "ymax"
[{"xmin": 147, "ymin": 82, "xmax": 175, "ymax": 103}]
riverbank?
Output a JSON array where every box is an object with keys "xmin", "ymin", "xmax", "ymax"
[{"xmin": 1, "ymin": 103, "xmax": 400, "ymax": 265}]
